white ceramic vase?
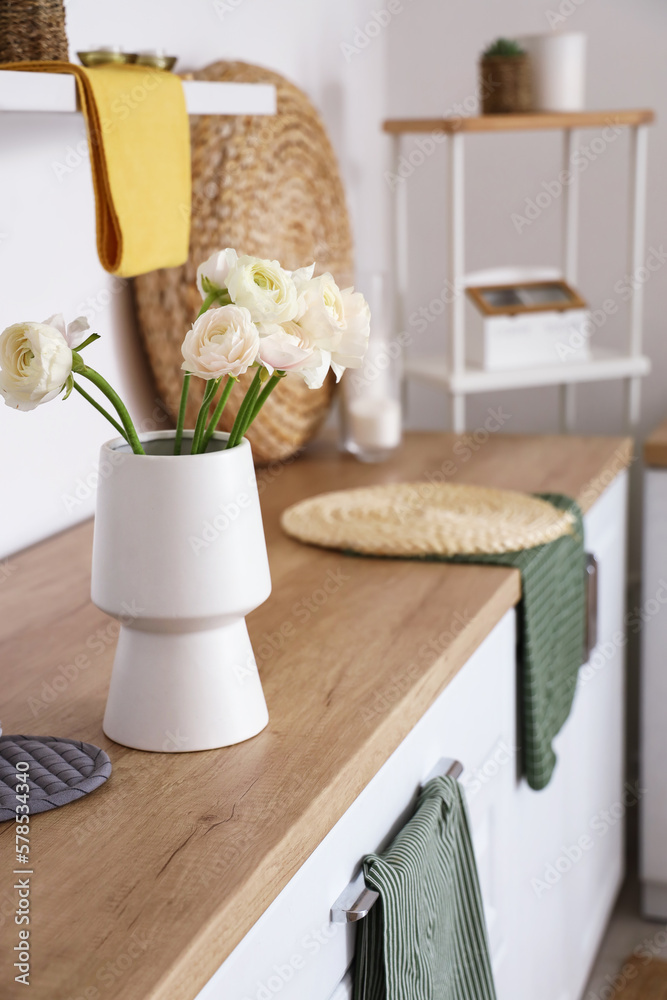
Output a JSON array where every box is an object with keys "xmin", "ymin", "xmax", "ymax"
[
  {"xmin": 520, "ymin": 32, "xmax": 586, "ymax": 112},
  {"xmin": 91, "ymin": 431, "xmax": 271, "ymax": 752}
]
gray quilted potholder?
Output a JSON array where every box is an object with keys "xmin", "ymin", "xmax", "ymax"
[{"xmin": 0, "ymin": 736, "xmax": 112, "ymax": 822}]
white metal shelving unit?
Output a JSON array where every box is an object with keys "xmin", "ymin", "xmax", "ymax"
[{"xmin": 384, "ymin": 109, "xmax": 654, "ymax": 432}]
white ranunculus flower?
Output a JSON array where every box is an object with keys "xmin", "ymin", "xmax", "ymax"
[
  {"xmin": 295, "ymin": 272, "xmax": 346, "ymax": 343},
  {"xmin": 286, "ymin": 271, "xmax": 371, "ymax": 386},
  {"xmin": 43, "ymin": 313, "xmax": 90, "ymax": 349},
  {"xmin": 331, "ymin": 288, "xmax": 371, "ymax": 379},
  {"xmin": 0, "ymin": 320, "xmax": 74, "ymax": 411},
  {"xmin": 258, "ymin": 323, "xmax": 313, "ymax": 373},
  {"xmin": 196, "ymin": 248, "xmax": 238, "ymax": 299},
  {"xmin": 258, "ymin": 321, "xmax": 332, "ymax": 389},
  {"xmin": 290, "ymin": 262, "xmax": 315, "ymax": 287},
  {"xmin": 226, "ymin": 255, "xmax": 299, "ymax": 324},
  {"xmin": 182, "ymin": 305, "xmax": 259, "ymax": 380}
]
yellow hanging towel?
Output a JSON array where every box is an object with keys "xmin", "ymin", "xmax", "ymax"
[{"xmin": 0, "ymin": 61, "xmax": 191, "ymax": 277}]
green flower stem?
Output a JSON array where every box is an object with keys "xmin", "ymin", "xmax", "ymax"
[
  {"xmin": 202, "ymin": 376, "xmax": 236, "ymax": 451},
  {"xmin": 174, "ymin": 289, "xmax": 232, "ymax": 455},
  {"xmin": 197, "ymin": 289, "xmax": 226, "ymax": 317},
  {"xmin": 242, "ymin": 371, "xmax": 283, "ymax": 438},
  {"xmin": 73, "ymin": 382, "xmax": 128, "ymax": 442},
  {"xmin": 74, "ymin": 332, "xmax": 101, "ymax": 352},
  {"xmin": 174, "ymin": 372, "xmax": 191, "ymax": 456},
  {"xmin": 191, "ymin": 378, "xmax": 220, "ymax": 455},
  {"xmin": 226, "ymin": 368, "xmax": 263, "ymax": 449},
  {"xmin": 77, "ymin": 366, "xmax": 145, "ymax": 455}
]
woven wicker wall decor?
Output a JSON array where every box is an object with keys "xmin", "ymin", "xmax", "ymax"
[
  {"xmin": 134, "ymin": 61, "xmax": 354, "ymax": 464},
  {"xmin": 0, "ymin": 0, "xmax": 69, "ymax": 63}
]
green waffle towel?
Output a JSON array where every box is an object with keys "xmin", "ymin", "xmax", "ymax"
[
  {"xmin": 445, "ymin": 493, "xmax": 585, "ymax": 791},
  {"xmin": 354, "ymin": 775, "xmax": 497, "ymax": 1000}
]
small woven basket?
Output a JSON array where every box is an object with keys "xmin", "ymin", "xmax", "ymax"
[
  {"xmin": 0, "ymin": 0, "xmax": 69, "ymax": 63},
  {"xmin": 480, "ymin": 55, "xmax": 531, "ymax": 114}
]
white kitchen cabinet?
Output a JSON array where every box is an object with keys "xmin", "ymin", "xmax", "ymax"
[
  {"xmin": 512, "ymin": 471, "xmax": 628, "ymax": 1000},
  {"xmin": 198, "ymin": 610, "xmax": 518, "ymax": 1000},
  {"xmin": 328, "ymin": 973, "xmax": 353, "ymax": 1000},
  {"xmin": 197, "ymin": 473, "xmax": 628, "ymax": 1000},
  {"xmin": 641, "ymin": 454, "xmax": 667, "ymax": 919}
]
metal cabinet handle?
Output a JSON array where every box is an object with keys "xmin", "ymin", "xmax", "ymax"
[
  {"xmin": 330, "ymin": 757, "xmax": 464, "ymax": 923},
  {"xmin": 330, "ymin": 871, "xmax": 379, "ymax": 924}
]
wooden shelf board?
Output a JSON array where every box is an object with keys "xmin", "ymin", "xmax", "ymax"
[
  {"xmin": 644, "ymin": 418, "xmax": 667, "ymax": 468},
  {"xmin": 405, "ymin": 348, "xmax": 651, "ymax": 394},
  {"xmin": 0, "ymin": 71, "xmax": 277, "ymax": 116},
  {"xmin": 383, "ymin": 109, "xmax": 655, "ymax": 135}
]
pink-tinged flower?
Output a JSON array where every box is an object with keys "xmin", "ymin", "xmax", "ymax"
[
  {"xmin": 258, "ymin": 321, "xmax": 332, "ymax": 389},
  {"xmin": 294, "ymin": 272, "xmax": 346, "ymax": 344},
  {"xmin": 182, "ymin": 305, "xmax": 259, "ymax": 380},
  {"xmin": 270, "ymin": 272, "xmax": 371, "ymax": 386}
]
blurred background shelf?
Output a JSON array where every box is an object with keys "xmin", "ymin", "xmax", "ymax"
[
  {"xmin": 383, "ymin": 108, "xmax": 654, "ymax": 134},
  {"xmin": 0, "ymin": 71, "xmax": 277, "ymax": 116},
  {"xmin": 387, "ymin": 108, "xmax": 655, "ymax": 432},
  {"xmin": 406, "ymin": 347, "xmax": 652, "ymax": 394}
]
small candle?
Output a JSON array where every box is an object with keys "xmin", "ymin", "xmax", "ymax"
[{"xmin": 347, "ymin": 396, "xmax": 402, "ymax": 452}]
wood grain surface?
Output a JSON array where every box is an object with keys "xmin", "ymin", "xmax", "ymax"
[
  {"xmin": 644, "ymin": 418, "xmax": 667, "ymax": 468},
  {"xmin": 0, "ymin": 432, "xmax": 632, "ymax": 1000},
  {"xmin": 382, "ymin": 109, "xmax": 654, "ymax": 134}
]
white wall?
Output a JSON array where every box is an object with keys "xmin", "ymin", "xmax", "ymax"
[
  {"xmin": 0, "ymin": 0, "xmax": 389, "ymax": 557},
  {"xmin": 2, "ymin": 0, "xmax": 665, "ymax": 560}
]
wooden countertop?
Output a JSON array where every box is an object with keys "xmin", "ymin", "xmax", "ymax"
[
  {"xmin": 644, "ymin": 418, "xmax": 667, "ymax": 468},
  {"xmin": 0, "ymin": 432, "xmax": 632, "ymax": 1000}
]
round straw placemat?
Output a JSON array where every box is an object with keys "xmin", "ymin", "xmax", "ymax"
[
  {"xmin": 281, "ymin": 482, "xmax": 576, "ymax": 557},
  {"xmin": 134, "ymin": 60, "xmax": 354, "ymax": 464}
]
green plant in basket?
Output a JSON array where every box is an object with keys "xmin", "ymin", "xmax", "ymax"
[{"xmin": 483, "ymin": 38, "xmax": 526, "ymax": 57}]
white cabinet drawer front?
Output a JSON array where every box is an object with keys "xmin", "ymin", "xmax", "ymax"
[
  {"xmin": 327, "ymin": 973, "xmax": 353, "ymax": 1000},
  {"xmin": 511, "ymin": 472, "xmax": 628, "ymax": 1000},
  {"xmin": 583, "ymin": 471, "xmax": 628, "ymax": 647},
  {"xmin": 196, "ymin": 610, "xmax": 517, "ymax": 1000},
  {"xmin": 641, "ymin": 469, "xmax": 667, "ymax": 888},
  {"xmin": 565, "ymin": 468, "xmax": 628, "ymax": 965}
]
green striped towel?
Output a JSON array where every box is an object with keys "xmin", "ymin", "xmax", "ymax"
[
  {"xmin": 354, "ymin": 775, "xmax": 496, "ymax": 1000},
  {"xmin": 444, "ymin": 493, "xmax": 586, "ymax": 790},
  {"xmin": 351, "ymin": 493, "xmax": 585, "ymax": 790}
]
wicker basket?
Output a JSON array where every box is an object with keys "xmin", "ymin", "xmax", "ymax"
[
  {"xmin": 0, "ymin": 0, "xmax": 69, "ymax": 63},
  {"xmin": 480, "ymin": 54, "xmax": 531, "ymax": 114},
  {"xmin": 134, "ymin": 61, "xmax": 354, "ymax": 465}
]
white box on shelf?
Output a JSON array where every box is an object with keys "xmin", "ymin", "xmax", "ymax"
[{"xmin": 465, "ymin": 278, "xmax": 590, "ymax": 371}]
